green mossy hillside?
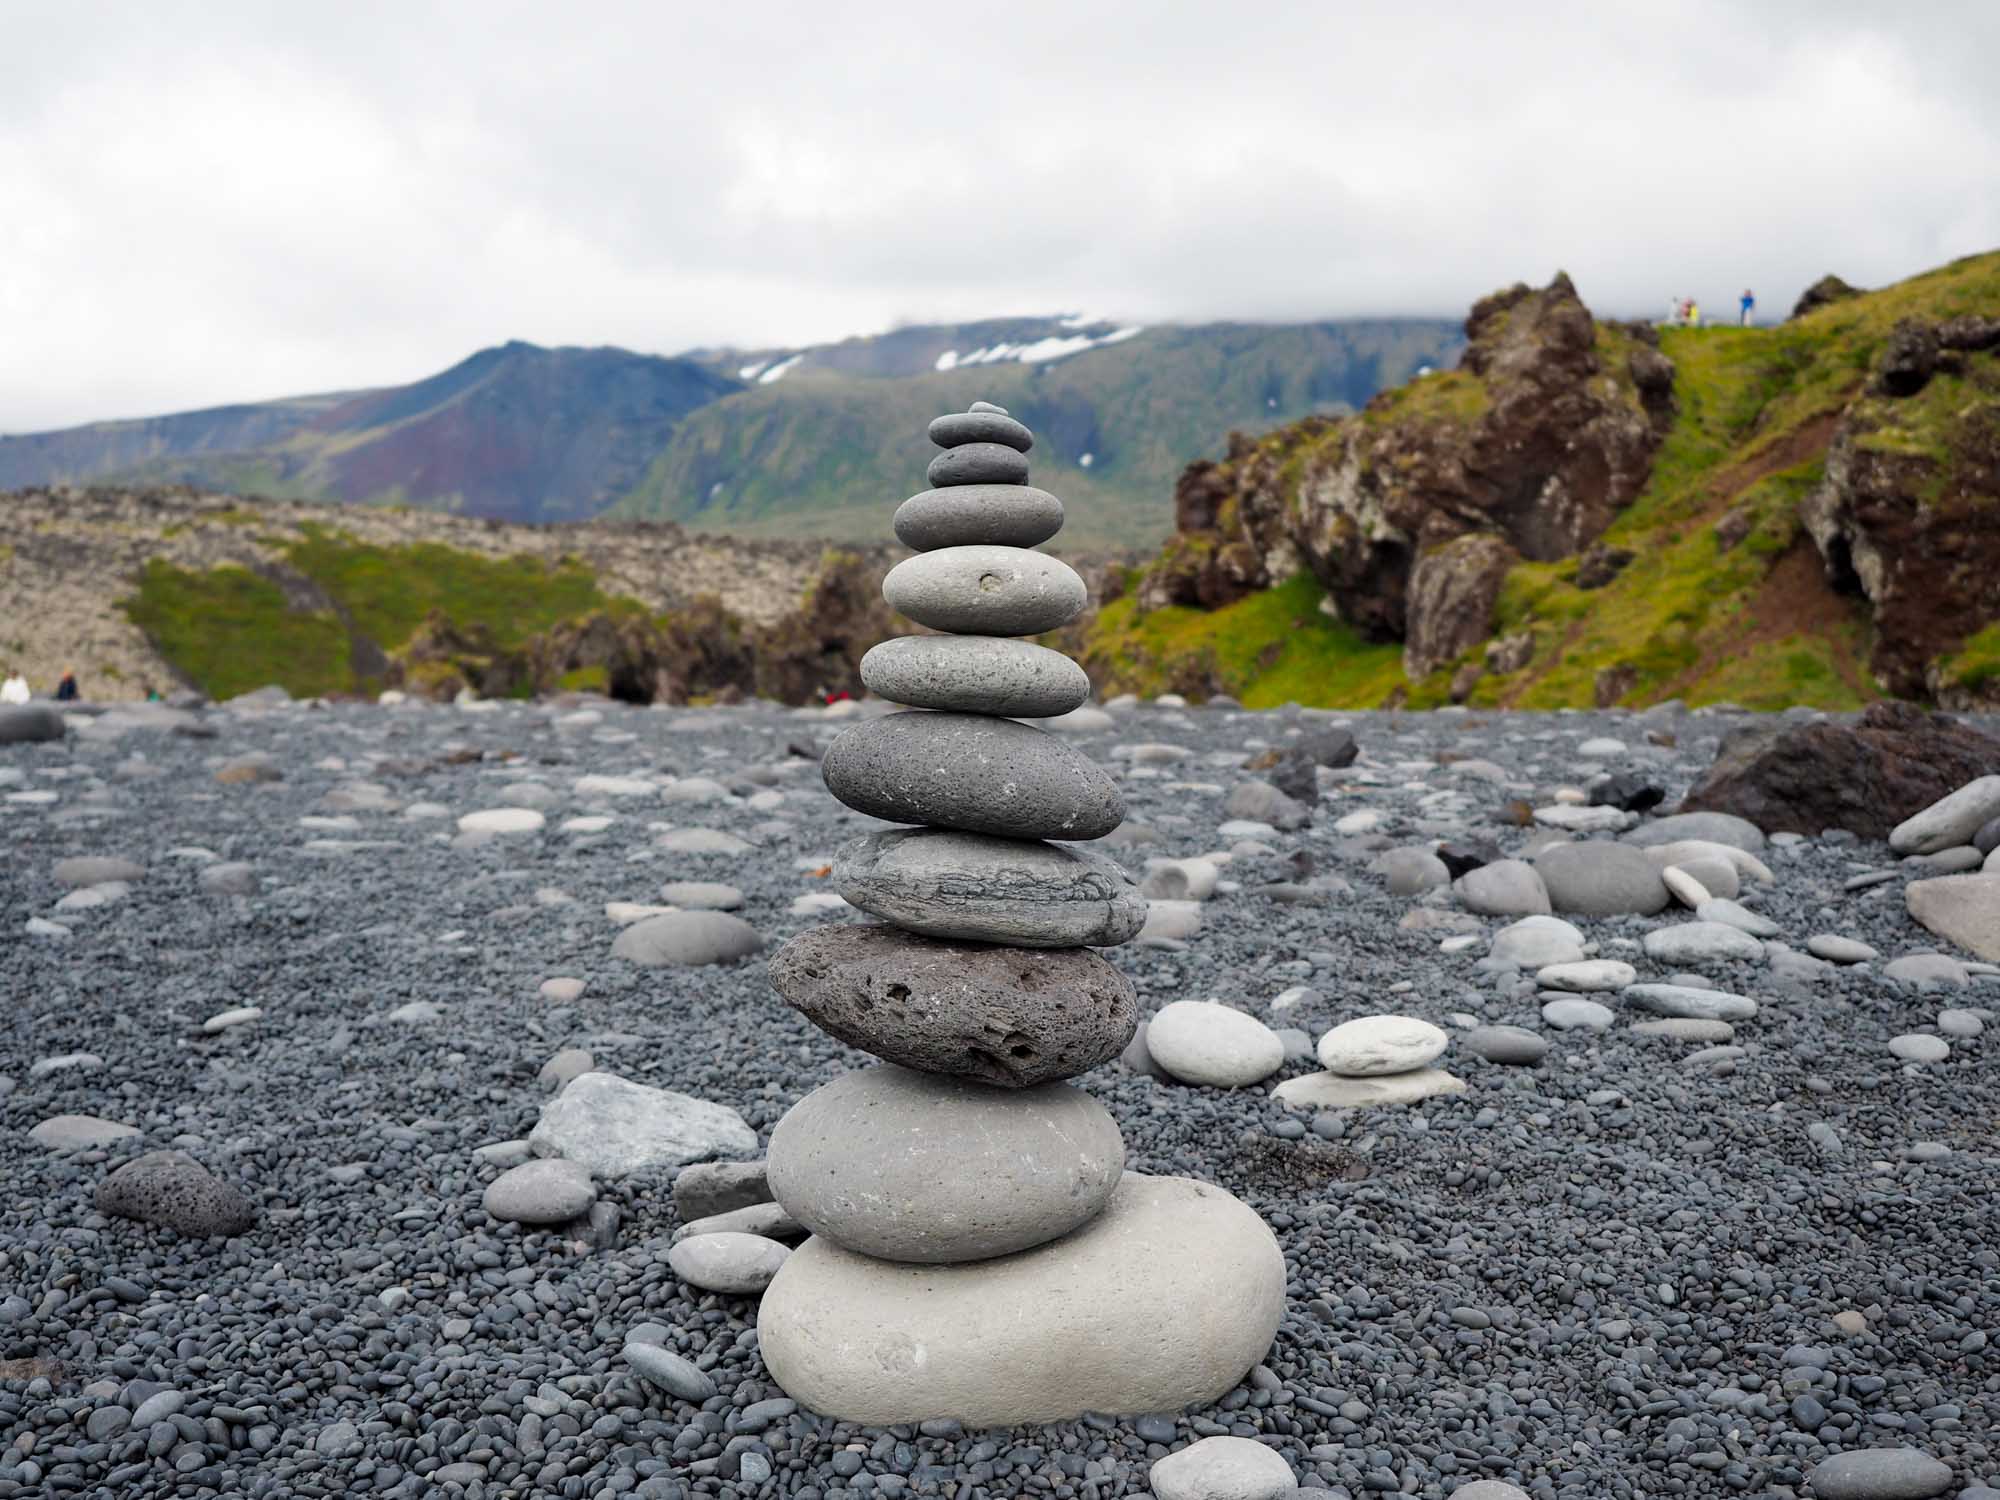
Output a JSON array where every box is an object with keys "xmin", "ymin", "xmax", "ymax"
[{"xmin": 1083, "ymin": 250, "xmax": 2000, "ymax": 710}]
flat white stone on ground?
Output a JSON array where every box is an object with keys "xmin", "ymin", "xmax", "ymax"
[
  {"xmin": 1696, "ymin": 898, "xmax": 1780, "ymax": 936},
  {"xmin": 482, "ymin": 1158, "xmax": 596, "ymax": 1224},
  {"xmin": 1661, "ymin": 866, "xmax": 1711, "ymax": 907},
  {"xmin": 1150, "ymin": 1436, "xmax": 1295, "ymax": 1500},
  {"xmin": 1541, "ymin": 998, "xmax": 1615, "ymax": 1030},
  {"xmin": 1889, "ymin": 775, "xmax": 2000, "ymax": 855},
  {"xmin": 529, "ymin": 1072, "xmax": 755, "ymax": 1178},
  {"xmin": 1807, "ymin": 934, "xmax": 1877, "ymax": 963},
  {"xmin": 1642, "ymin": 922, "xmax": 1765, "ymax": 965},
  {"xmin": 1490, "ymin": 915, "xmax": 1585, "ymax": 967},
  {"xmin": 1147, "ymin": 1001, "xmax": 1285, "ymax": 1087},
  {"xmin": 201, "ymin": 1006, "xmax": 262, "ymax": 1034},
  {"xmin": 30, "ymin": 1115, "xmax": 141, "ymax": 1150},
  {"xmin": 1905, "ymin": 874, "xmax": 2000, "ymax": 962},
  {"xmin": 1888, "ymin": 1033, "xmax": 1949, "ymax": 1063},
  {"xmin": 1536, "ymin": 960, "xmax": 1635, "ymax": 992},
  {"xmin": 1272, "ymin": 1068, "xmax": 1466, "ymax": 1109},
  {"xmin": 456, "ymin": 808, "xmax": 545, "ymax": 835},
  {"xmin": 1624, "ymin": 983, "xmax": 1759, "ymax": 1020}
]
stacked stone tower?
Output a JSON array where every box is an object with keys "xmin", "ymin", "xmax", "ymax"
[{"xmin": 756, "ymin": 402, "xmax": 1284, "ymax": 1427}]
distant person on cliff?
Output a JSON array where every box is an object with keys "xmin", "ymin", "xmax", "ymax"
[
  {"xmin": 1740, "ymin": 289, "xmax": 1755, "ymax": 325},
  {"xmin": 55, "ymin": 669, "xmax": 79, "ymax": 702},
  {"xmin": 0, "ymin": 671, "xmax": 28, "ymax": 704},
  {"xmin": 1687, "ymin": 299, "xmax": 1702, "ymax": 328}
]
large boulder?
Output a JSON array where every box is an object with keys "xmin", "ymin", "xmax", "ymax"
[
  {"xmin": 757, "ymin": 1174, "xmax": 1283, "ymax": 1425},
  {"xmin": 1906, "ymin": 874, "xmax": 2000, "ymax": 961},
  {"xmin": 0, "ymin": 704, "xmax": 65, "ymax": 743},
  {"xmin": 95, "ymin": 1151, "xmax": 256, "ymax": 1238},
  {"xmin": 1677, "ymin": 702, "xmax": 2000, "ymax": 838}
]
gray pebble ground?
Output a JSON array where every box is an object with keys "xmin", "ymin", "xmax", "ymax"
[{"xmin": 2, "ymin": 693, "xmax": 1996, "ymax": 1500}]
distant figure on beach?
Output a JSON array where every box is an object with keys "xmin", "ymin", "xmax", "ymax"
[
  {"xmin": 0, "ymin": 672, "xmax": 28, "ymax": 704},
  {"xmin": 55, "ymin": 669, "xmax": 79, "ymax": 702},
  {"xmin": 1740, "ymin": 289, "xmax": 1755, "ymax": 325}
]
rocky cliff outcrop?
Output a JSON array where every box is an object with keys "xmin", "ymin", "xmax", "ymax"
[
  {"xmin": 1801, "ymin": 317, "xmax": 2000, "ymax": 701},
  {"xmin": 1140, "ymin": 273, "xmax": 1670, "ymax": 669}
]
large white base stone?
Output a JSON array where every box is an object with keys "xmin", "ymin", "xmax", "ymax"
[{"xmin": 758, "ymin": 1173, "xmax": 1283, "ymax": 1425}]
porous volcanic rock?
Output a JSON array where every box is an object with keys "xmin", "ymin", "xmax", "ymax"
[{"xmin": 767, "ymin": 925, "xmax": 1137, "ymax": 1087}]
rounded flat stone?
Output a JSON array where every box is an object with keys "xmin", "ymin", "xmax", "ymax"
[
  {"xmin": 893, "ymin": 485, "xmax": 1065, "ymax": 551},
  {"xmin": 766, "ymin": 1065, "xmax": 1124, "ymax": 1263},
  {"xmin": 767, "ymin": 925, "xmax": 1137, "ymax": 1087},
  {"xmin": 860, "ymin": 635, "xmax": 1089, "ymax": 717},
  {"xmin": 1624, "ymin": 983, "xmax": 1759, "ymax": 1020},
  {"xmin": 1642, "ymin": 922, "xmax": 1766, "ymax": 965},
  {"xmin": 1464, "ymin": 1025, "xmax": 1549, "ymax": 1064},
  {"xmin": 482, "ymin": 1158, "xmax": 595, "ymax": 1225},
  {"xmin": 1805, "ymin": 1447, "xmax": 1954, "ymax": 1500},
  {"xmin": 835, "ymin": 828, "xmax": 1143, "ymax": 947},
  {"xmin": 822, "ymin": 712, "xmax": 1123, "ymax": 840},
  {"xmin": 1534, "ymin": 842, "xmax": 1669, "ymax": 915},
  {"xmin": 1271, "ymin": 1068, "xmax": 1467, "ymax": 1109},
  {"xmin": 882, "ymin": 546, "xmax": 1087, "ymax": 636},
  {"xmin": 758, "ymin": 1173, "xmax": 1282, "ymax": 1424},
  {"xmin": 96, "ymin": 1150, "xmax": 256, "ymax": 1237},
  {"xmin": 1145, "ymin": 1001, "xmax": 1285, "ymax": 1088},
  {"xmin": 927, "ymin": 442, "xmax": 1030, "ymax": 488},
  {"xmin": 610, "ymin": 910, "xmax": 762, "ymax": 966},
  {"xmin": 666, "ymin": 1231, "xmax": 791, "ymax": 1294},
  {"xmin": 1317, "ymin": 1015, "xmax": 1449, "ymax": 1076},
  {"xmin": 1537, "ymin": 959, "xmax": 1636, "ymax": 992},
  {"xmin": 929, "ymin": 410, "xmax": 1034, "ymax": 452},
  {"xmin": 1150, "ymin": 1436, "xmax": 1295, "ymax": 1500}
]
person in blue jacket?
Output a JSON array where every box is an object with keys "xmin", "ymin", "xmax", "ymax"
[{"xmin": 1740, "ymin": 289, "xmax": 1755, "ymax": 326}]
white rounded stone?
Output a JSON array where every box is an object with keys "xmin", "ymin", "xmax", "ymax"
[
  {"xmin": 1145, "ymin": 1002, "xmax": 1284, "ymax": 1087},
  {"xmin": 882, "ymin": 546, "xmax": 1088, "ymax": 636},
  {"xmin": 758, "ymin": 1173, "xmax": 1283, "ymax": 1425},
  {"xmin": 1271, "ymin": 1069, "xmax": 1467, "ymax": 1109},
  {"xmin": 1536, "ymin": 960, "xmax": 1636, "ymax": 993},
  {"xmin": 455, "ymin": 807, "xmax": 545, "ymax": 835},
  {"xmin": 1316, "ymin": 1015, "xmax": 1449, "ymax": 1077},
  {"xmin": 666, "ymin": 1231, "xmax": 791, "ymax": 1293},
  {"xmin": 1150, "ymin": 1436, "xmax": 1296, "ymax": 1500}
]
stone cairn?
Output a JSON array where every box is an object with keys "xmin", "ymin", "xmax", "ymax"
[{"xmin": 755, "ymin": 402, "xmax": 1286, "ymax": 1426}]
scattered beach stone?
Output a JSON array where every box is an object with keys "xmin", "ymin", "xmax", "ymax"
[
  {"xmin": 1541, "ymin": 997, "xmax": 1615, "ymax": 1030},
  {"xmin": 1537, "ymin": 959, "xmax": 1635, "ymax": 992},
  {"xmin": 200, "ymin": 1006, "xmax": 261, "ymax": 1034},
  {"xmin": 672, "ymin": 1160, "xmax": 771, "ymax": 1221},
  {"xmin": 198, "ymin": 861, "xmax": 258, "ymax": 896},
  {"xmin": 1272, "ymin": 1068, "xmax": 1467, "ymax": 1108},
  {"xmin": 1490, "ymin": 915, "xmax": 1586, "ymax": 967},
  {"xmin": 1891, "ymin": 775, "xmax": 2000, "ymax": 855},
  {"xmin": 1150, "ymin": 1436, "xmax": 1296, "ymax": 1500},
  {"xmin": 1642, "ymin": 922, "xmax": 1766, "ymax": 965},
  {"xmin": 1883, "ymin": 952, "xmax": 1968, "ymax": 987},
  {"xmin": 1887, "ymin": 1033, "xmax": 1949, "ymax": 1063},
  {"xmin": 1146, "ymin": 1001, "xmax": 1286, "ymax": 1087},
  {"xmin": 455, "ymin": 807, "xmax": 545, "ymax": 835},
  {"xmin": 0, "ymin": 704, "xmax": 66, "ymax": 742},
  {"xmin": 482, "ymin": 1158, "xmax": 596, "ymax": 1224},
  {"xmin": 1630, "ymin": 1017, "xmax": 1736, "ymax": 1041},
  {"xmin": 1463, "ymin": 1025, "xmax": 1548, "ymax": 1064},
  {"xmin": 611, "ymin": 910, "xmax": 763, "ymax": 966},
  {"xmin": 1905, "ymin": 874, "xmax": 2000, "ymax": 961},
  {"xmin": 1626, "ymin": 811, "xmax": 1767, "ymax": 852},
  {"xmin": 1805, "ymin": 1447, "xmax": 1953, "ymax": 1499},
  {"xmin": 1696, "ymin": 897, "xmax": 1781, "ymax": 937},
  {"xmin": 30, "ymin": 1115, "xmax": 141, "ymax": 1151},
  {"xmin": 1372, "ymin": 847, "xmax": 1450, "ymax": 894},
  {"xmin": 666, "ymin": 1231, "xmax": 791, "ymax": 1294},
  {"xmin": 1624, "ymin": 983, "xmax": 1759, "ymax": 1020},
  {"xmin": 95, "ymin": 1151, "xmax": 256, "ymax": 1237},
  {"xmin": 757, "ymin": 1174, "xmax": 1283, "ymax": 1425},
  {"xmin": 529, "ymin": 1072, "xmax": 755, "ymax": 1178},
  {"xmin": 767, "ymin": 1065, "xmax": 1123, "ymax": 1262},
  {"xmin": 623, "ymin": 1342, "xmax": 717, "ymax": 1403},
  {"xmin": 768, "ymin": 924, "xmax": 1137, "ymax": 1087},
  {"xmin": 1455, "ymin": 860, "xmax": 1551, "ymax": 916},
  {"xmin": 52, "ymin": 855, "xmax": 143, "ymax": 888},
  {"xmin": 657, "ymin": 880, "xmax": 743, "ymax": 910},
  {"xmin": 1533, "ymin": 841, "xmax": 1669, "ymax": 915},
  {"xmin": 1316, "ymin": 1015, "xmax": 1448, "ymax": 1076}
]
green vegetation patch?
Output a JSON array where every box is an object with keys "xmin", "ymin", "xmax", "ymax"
[
  {"xmin": 1938, "ymin": 622, "xmax": 2000, "ymax": 696},
  {"xmin": 1683, "ymin": 632, "xmax": 1869, "ymax": 712},
  {"xmin": 1082, "ymin": 572, "xmax": 1406, "ymax": 708},
  {"xmin": 124, "ymin": 559, "xmax": 351, "ymax": 700},
  {"xmin": 284, "ymin": 524, "xmax": 617, "ymax": 648}
]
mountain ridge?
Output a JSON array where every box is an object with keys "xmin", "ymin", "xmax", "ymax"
[{"xmin": 0, "ymin": 315, "xmax": 1464, "ymax": 544}]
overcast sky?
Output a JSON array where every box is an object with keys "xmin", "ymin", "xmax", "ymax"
[{"xmin": 2, "ymin": 0, "xmax": 1995, "ymax": 431}]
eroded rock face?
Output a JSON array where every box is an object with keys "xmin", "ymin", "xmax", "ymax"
[
  {"xmin": 1678, "ymin": 701, "xmax": 2000, "ymax": 838},
  {"xmin": 1136, "ymin": 274, "xmax": 1669, "ymax": 658},
  {"xmin": 1801, "ymin": 334, "xmax": 2000, "ymax": 701},
  {"xmin": 1402, "ymin": 533, "xmax": 1521, "ymax": 678}
]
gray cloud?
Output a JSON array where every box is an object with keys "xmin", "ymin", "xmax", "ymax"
[{"xmin": 2, "ymin": 0, "xmax": 1995, "ymax": 430}]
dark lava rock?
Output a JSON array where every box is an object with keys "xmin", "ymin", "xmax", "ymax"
[
  {"xmin": 768, "ymin": 925, "xmax": 1138, "ymax": 1088},
  {"xmin": 1436, "ymin": 838, "xmax": 1502, "ymax": 879},
  {"xmin": 1574, "ymin": 542, "xmax": 1635, "ymax": 590},
  {"xmin": 1678, "ymin": 700, "xmax": 2000, "ymax": 838},
  {"xmin": 95, "ymin": 1151, "xmax": 256, "ymax": 1238},
  {"xmin": 1299, "ymin": 727, "xmax": 1359, "ymax": 768},
  {"xmin": 0, "ymin": 704, "xmax": 66, "ymax": 743},
  {"xmin": 1792, "ymin": 273, "xmax": 1861, "ymax": 320},
  {"xmin": 1267, "ymin": 750, "xmax": 1322, "ymax": 807},
  {"xmin": 1589, "ymin": 771, "xmax": 1665, "ymax": 812},
  {"xmin": 1875, "ymin": 318, "xmax": 1941, "ymax": 398}
]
